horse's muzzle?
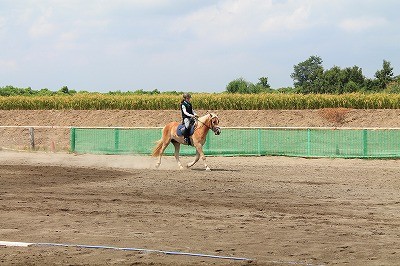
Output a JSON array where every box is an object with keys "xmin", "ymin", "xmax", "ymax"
[{"xmin": 213, "ymin": 126, "xmax": 221, "ymax": 135}]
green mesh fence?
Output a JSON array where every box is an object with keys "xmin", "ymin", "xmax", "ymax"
[{"xmin": 70, "ymin": 127, "xmax": 400, "ymax": 158}]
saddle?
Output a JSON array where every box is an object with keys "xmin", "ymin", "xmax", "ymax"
[
  {"xmin": 176, "ymin": 123, "xmax": 195, "ymax": 137},
  {"xmin": 177, "ymin": 122, "xmax": 196, "ymax": 145}
]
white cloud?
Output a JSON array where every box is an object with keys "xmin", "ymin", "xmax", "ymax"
[
  {"xmin": 55, "ymin": 31, "xmax": 81, "ymax": 51},
  {"xmin": 170, "ymin": 0, "xmax": 314, "ymax": 44},
  {"xmin": 0, "ymin": 59, "xmax": 18, "ymax": 70},
  {"xmin": 28, "ymin": 7, "xmax": 56, "ymax": 38},
  {"xmin": 339, "ymin": 17, "xmax": 388, "ymax": 32},
  {"xmin": 260, "ymin": 4, "xmax": 312, "ymax": 33}
]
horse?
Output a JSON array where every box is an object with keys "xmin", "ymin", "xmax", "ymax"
[{"xmin": 152, "ymin": 113, "xmax": 221, "ymax": 171}]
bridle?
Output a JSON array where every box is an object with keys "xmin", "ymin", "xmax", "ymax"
[{"xmin": 194, "ymin": 115, "xmax": 221, "ymax": 135}]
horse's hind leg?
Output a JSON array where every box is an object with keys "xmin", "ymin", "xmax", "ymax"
[
  {"xmin": 155, "ymin": 141, "xmax": 170, "ymax": 168},
  {"xmin": 172, "ymin": 141, "xmax": 184, "ymax": 170}
]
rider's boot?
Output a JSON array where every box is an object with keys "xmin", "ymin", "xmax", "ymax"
[
  {"xmin": 184, "ymin": 136, "xmax": 190, "ymax": 144},
  {"xmin": 183, "ymin": 128, "xmax": 191, "ymax": 145}
]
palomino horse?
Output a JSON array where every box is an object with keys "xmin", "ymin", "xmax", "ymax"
[{"xmin": 152, "ymin": 113, "xmax": 221, "ymax": 171}]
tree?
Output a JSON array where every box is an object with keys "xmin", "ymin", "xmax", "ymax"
[
  {"xmin": 341, "ymin": 66, "xmax": 365, "ymax": 93},
  {"xmin": 226, "ymin": 77, "xmax": 273, "ymax": 94},
  {"xmin": 257, "ymin": 77, "xmax": 271, "ymax": 89},
  {"xmin": 320, "ymin": 66, "xmax": 342, "ymax": 93},
  {"xmin": 375, "ymin": 60, "xmax": 394, "ymax": 90},
  {"xmin": 290, "ymin": 55, "xmax": 324, "ymax": 93},
  {"xmin": 324, "ymin": 65, "xmax": 365, "ymax": 94},
  {"xmin": 226, "ymin": 78, "xmax": 252, "ymax": 93},
  {"xmin": 384, "ymin": 76, "xmax": 400, "ymax": 93},
  {"xmin": 58, "ymin": 86, "xmax": 69, "ymax": 94},
  {"xmin": 38, "ymin": 88, "xmax": 54, "ymax": 96}
]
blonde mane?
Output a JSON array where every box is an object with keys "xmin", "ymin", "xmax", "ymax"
[{"xmin": 197, "ymin": 113, "xmax": 218, "ymax": 128}]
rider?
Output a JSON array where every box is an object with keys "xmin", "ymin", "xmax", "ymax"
[{"xmin": 180, "ymin": 93, "xmax": 198, "ymax": 144}]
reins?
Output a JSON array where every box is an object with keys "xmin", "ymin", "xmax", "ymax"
[{"xmin": 194, "ymin": 116, "xmax": 215, "ymax": 132}]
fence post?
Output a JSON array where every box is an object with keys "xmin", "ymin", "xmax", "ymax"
[
  {"xmin": 307, "ymin": 128, "xmax": 311, "ymax": 156},
  {"xmin": 29, "ymin": 127, "xmax": 35, "ymax": 150},
  {"xmin": 114, "ymin": 128, "xmax": 120, "ymax": 152},
  {"xmin": 70, "ymin": 127, "xmax": 76, "ymax": 152},
  {"xmin": 257, "ymin": 128, "xmax": 262, "ymax": 155},
  {"xmin": 363, "ymin": 129, "xmax": 368, "ymax": 157}
]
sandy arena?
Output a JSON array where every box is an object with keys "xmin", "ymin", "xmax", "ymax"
[
  {"xmin": 0, "ymin": 151, "xmax": 399, "ymax": 265},
  {"xmin": 0, "ymin": 109, "xmax": 400, "ymax": 265}
]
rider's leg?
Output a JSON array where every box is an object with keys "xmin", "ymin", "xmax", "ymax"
[{"xmin": 183, "ymin": 118, "xmax": 190, "ymax": 143}]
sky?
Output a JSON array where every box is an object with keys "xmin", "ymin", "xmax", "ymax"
[{"xmin": 0, "ymin": 0, "xmax": 399, "ymax": 93}]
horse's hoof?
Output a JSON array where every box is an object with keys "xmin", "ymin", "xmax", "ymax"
[
  {"xmin": 205, "ymin": 167, "xmax": 211, "ymax": 171},
  {"xmin": 155, "ymin": 164, "xmax": 160, "ymax": 169}
]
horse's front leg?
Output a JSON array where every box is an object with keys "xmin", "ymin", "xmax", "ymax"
[
  {"xmin": 187, "ymin": 150, "xmax": 200, "ymax": 169},
  {"xmin": 191, "ymin": 144, "xmax": 211, "ymax": 171},
  {"xmin": 172, "ymin": 141, "xmax": 184, "ymax": 170}
]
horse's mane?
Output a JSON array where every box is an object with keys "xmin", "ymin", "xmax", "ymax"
[{"xmin": 197, "ymin": 113, "xmax": 218, "ymax": 128}]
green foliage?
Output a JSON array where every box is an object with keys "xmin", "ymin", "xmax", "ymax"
[
  {"xmin": 37, "ymin": 88, "xmax": 55, "ymax": 96},
  {"xmin": 108, "ymin": 89, "xmax": 163, "ymax": 95},
  {"xmin": 0, "ymin": 86, "xmax": 181, "ymax": 97},
  {"xmin": 0, "ymin": 86, "xmax": 34, "ymax": 96},
  {"xmin": 290, "ymin": 55, "xmax": 324, "ymax": 93},
  {"xmin": 0, "ymin": 85, "xmax": 78, "ymax": 96},
  {"xmin": 384, "ymin": 76, "xmax": 400, "ymax": 93},
  {"xmin": 226, "ymin": 78, "xmax": 250, "ymax": 93},
  {"xmin": 257, "ymin": 77, "xmax": 271, "ymax": 89},
  {"xmin": 58, "ymin": 86, "xmax": 69, "ymax": 94},
  {"xmin": 317, "ymin": 65, "xmax": 366, "ymax": 94},
  {"xmin": 286, "ymin": 56, "xmax": 397, "ymax": 94},
  {"xmin": 275, "ymin": 87, "xmax": 297, "ymax": 93},
  {"xmin": 226, "ymin": 77, "xmax": 273, "ymax": 94},
  {"xmin": 375, "ymin": 60, "xmax": 394, "ymax": 90}
]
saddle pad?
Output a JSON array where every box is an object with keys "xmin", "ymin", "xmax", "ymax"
[{"xmin": 176, "ymin": 124, "xmax": 195, "ymax": 136}]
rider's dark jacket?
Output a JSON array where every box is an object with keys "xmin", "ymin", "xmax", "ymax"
[{"xmin": 181, "ymin": 100, "xmax": 194, "ymax": 121}]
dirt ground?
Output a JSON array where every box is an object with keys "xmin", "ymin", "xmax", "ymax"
[
  {"xmin": 1, "ymin": 109, "xmax": 400, "ymax": 128},
  {"xmin": 0, "ymin": 151, "xmax": 399, "ymax": 266},
  {"xmin": 0, "ymin": 109, "xmax": 400, "ymax": 265}
]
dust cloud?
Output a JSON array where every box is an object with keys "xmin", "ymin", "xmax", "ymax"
[{"xmin": 0, "ymin": 150, "xmax": 183, "ymax": 171}]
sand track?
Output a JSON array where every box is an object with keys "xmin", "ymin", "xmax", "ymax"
[{"xmin": 0, "ymin": 151, "xmax": 399, "ymax": 265}]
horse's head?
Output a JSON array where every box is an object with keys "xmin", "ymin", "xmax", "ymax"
[{"xmin": 207, "ymin": 113, "xmax": 221, "ymax": 135}]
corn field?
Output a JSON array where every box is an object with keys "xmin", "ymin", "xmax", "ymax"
[{"xmin": 1, "ymin": 93, "xmax": 400, "ymax": 110}]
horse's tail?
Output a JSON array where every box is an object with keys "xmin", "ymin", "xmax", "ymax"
[{"xmin": 152, "ymin": 139, "xmax": 164, "ymax": 157}]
